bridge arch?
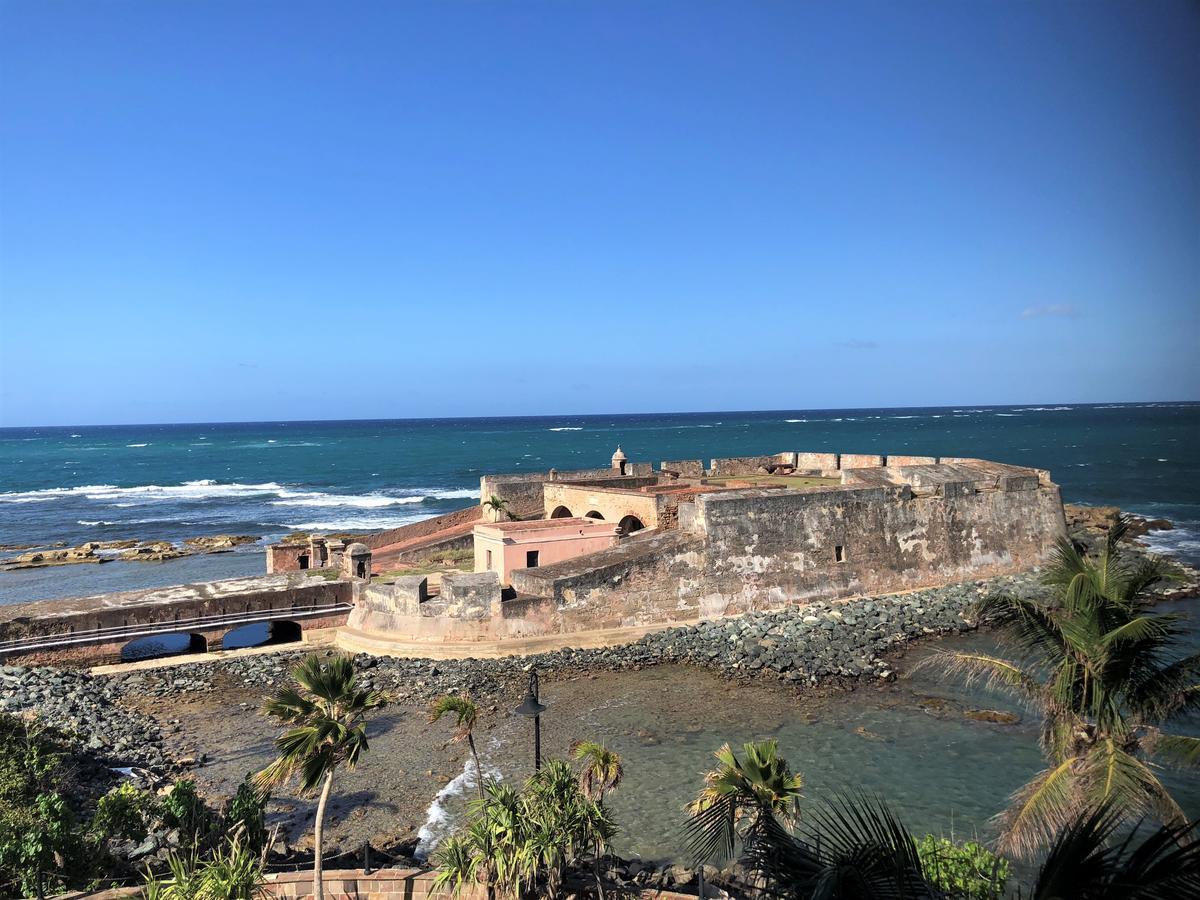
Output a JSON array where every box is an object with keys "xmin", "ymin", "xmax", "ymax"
[
  {"xmin": 618, "ymin": 514, "xmax": 645, "ymax": 535},
  {"xmin": 550, "ymin": 505, "xmax": 573, "ymax": 519},
  {"xmin": 223, "ymin": 620, "xmax": 303, "ymax": 651},
  {"xmin": 584, "ymin": 510, "xmax": 604, "ymax": 520},
  {"xmin": 121, "ymin": 632, "xmax": 207, "ymax": 663}
]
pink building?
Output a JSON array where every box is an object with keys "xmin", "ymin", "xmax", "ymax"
[{"xmin": 473, "ymin": 518, "xmax": 620, "ymax": 585}]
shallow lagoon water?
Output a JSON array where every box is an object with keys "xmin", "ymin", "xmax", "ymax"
[{"xmin": 415, "ymin": 612, "xmax": 1200, "ymax": 863}]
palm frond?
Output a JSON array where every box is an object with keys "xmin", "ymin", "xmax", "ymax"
[
  {"xmin": 996, "ymin": 756, "xmax": 1083, "ymax": 858},
  {"xmin": 1146, "ymin": 732, "xmax": 1200, "ymax": 770},
  {"xmin": 914, "ymin": 651, "xmax": 1045, "ymax": 709}
]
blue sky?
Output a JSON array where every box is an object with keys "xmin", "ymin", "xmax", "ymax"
[{"xmin": 1, "ymin": 1, "xmax": 1197, "ymax": 426}]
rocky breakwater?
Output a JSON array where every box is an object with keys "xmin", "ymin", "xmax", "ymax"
[
  {"xmin": 0, "ymin": 664, "xmax": 170, "ymax": 772},
  {"xmin": 2, "ymin": 534, "xmax": 260, "ymax": 568}
]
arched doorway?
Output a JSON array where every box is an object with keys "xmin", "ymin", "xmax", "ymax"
[
  {"xmin": 121, "ymin": 632, "xmax": 207, "ymax": 663},
  {"xmin": 550, "ymin": 506, "xmax": 573, "ymax": 519},
  {"xmin": 618, "ymin": 515, "xmax": 645, "ymax": 534},
  {"xmin": 584, "ymin": 510, "xmax": 604, "ymax": 520}
]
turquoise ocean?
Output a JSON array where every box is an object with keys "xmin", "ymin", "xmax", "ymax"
[{"xmin": 1, "ymin": 403, "xmax": 1197, "ymax": 604}]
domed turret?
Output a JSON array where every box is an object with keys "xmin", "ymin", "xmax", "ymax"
[{"xmin": 611, "ymin": 446, "xmax": 627, "ymax": 474}]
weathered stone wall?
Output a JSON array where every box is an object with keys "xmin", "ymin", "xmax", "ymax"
[
  {"xmin": 839, "ymin": 453, "xmax": 885, "ymax": 469},
  {"xmin": 481, "ymin": 466, "xmax": 655, "ymax": 509},
  {"xmin": 439, "ymin": 572, "xmax": 502, "ymax": 620},
  {"xmin": 660, "ymin": 459, "xmax": 706, "ymax": 477},
  {"xmin": 886, "ymin": 454, "xmax": 938, "ymax": 466},
  {"xmin": 267, "ymin": 543, "xmax": 302, "ymax": 573},
  {"xmin": 795, "ymin": 451, "xmax": 840, "ymax": 471},
  {"xmin": 709, "ymin": 453, "xmax": 795, "ymax": 475}
]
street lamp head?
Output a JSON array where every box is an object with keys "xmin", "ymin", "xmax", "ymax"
[
  {"xmin": 514, "ymin": 691, "xmax": 547, "ymax": 717},
  {"xmin": 514, "ymin": 669, "xmax": 546, "ymax": 717}
]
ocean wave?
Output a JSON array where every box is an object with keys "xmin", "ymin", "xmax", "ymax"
[
  {"xmin": 994, "ymin": 413, "xmax": 1021, "ymax": 417},
  {"xmin": 784, "ymin": 419, "xmax": 808, "ymax": 423},
  {"xmin": 548, "ymin": 427, "xmax": 583, "ymax": 432},
  {"xmin": 270, "ymin": 492, "xmax": 425, "ymax": 509},
  {"xmin": 1139, "ymin": 524, "xmax": 1200, "ymax": 565},
  {"xmin": 430, "ymin": 488, "xmax": 480, "ymax": 500},
  {"xmin": 286, "ymin": 514, "xmax": 428, "ymax": 531},
  {"xmin": 1014, "ymin": 406, "xmax": 1073, "ymax": 412},
  {"xmin": 125, "ymin": 443, "xmax": 149, "ymax": 448},
  {"xmin": 0, "ymin": 480, "xmax": 288, "ymax": 504}
]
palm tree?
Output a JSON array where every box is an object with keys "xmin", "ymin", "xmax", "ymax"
[
  {"xmin": 1025, "ymin": 801, "xmax": 1200, "ymax": 899},
  {"xmin": 483, "ymin": 495, "xmax": 512, "ymax": 521},
  {"xmin": 570, "ymin": 741, "xmax": 624, "ymax": 899},
  {"xmin": 571, "ymin": 740, "xmax": 623, "ymax": 804},
  {"xmin": 919, "ymin": 519, "xmax": 1200, "ymax": 857},
  {"xmin": 255, "ymin": 654, "xmax": 385, "ymax": 900},
  {"xmin": 686, "ymin": 739, "xmax": 804, "ymax": 889},
  {"xmin": 430, "ymin": 694, "xmax": 486, "ymax": 799}
]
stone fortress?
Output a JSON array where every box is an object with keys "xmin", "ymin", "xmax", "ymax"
[
  {"xmin": 325, "ymin": 447, "xmax": 1067, "ymax": 656},
  {"xmin": 0, "ymin": 446, "xmax": 1067, "ymax": 666}
]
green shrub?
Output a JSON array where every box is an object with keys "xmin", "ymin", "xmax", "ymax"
[
  {"xmin": 163, "ymin": 779, "xmax": 211, "ymax": 846},
  {"xmin": 0, "ymin": 715, "xmax": 83, "ymax": 897},
  {"xmin": 916, "ymin": 834, "xmax": 1010, "ymax": 899},
  {"xmin": 223, "ymin": 775, "xmax": 270, "ymax": 854},
  {"xmin": 91, "ymin": 782, "xmax": 161, "ymax": 842}
]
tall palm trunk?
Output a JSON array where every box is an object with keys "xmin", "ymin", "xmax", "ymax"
[
  {"xmin": 313, "ymin": 770, "xmax": 335, "ymax": 900},
  {"xmin": 467, "ymin": 733, "xmax": 485, "ymax": 800}
]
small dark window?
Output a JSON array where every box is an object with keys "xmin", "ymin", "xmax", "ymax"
[
  {"xmin": 526, "ymin": 550, "xmax": 540, "ymax": 568},
  {"xmin": 486, "ymin": 549, "xmax": 493, "ymax": 569},
  {"xmin": 835, "ymin": 545, "xmax": 845, "ymax": 563}
]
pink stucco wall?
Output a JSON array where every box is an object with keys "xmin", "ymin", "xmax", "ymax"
[{"xmin": 473, "ymin": 518, "xmax": 619, "ymax": 585}]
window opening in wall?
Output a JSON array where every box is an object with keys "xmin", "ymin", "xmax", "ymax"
[
  {"xmin": 526, "ymin": 550, "xmax": 540, "ymax": 568},
  {"xmin": 835, "ymin": 545, "xmax": 845, "ymax": 563},
  {"xmin": 486, "ymin": 549, "xmax": 493, "ymax": 569},
  {"xmin": 298, "ymin": 554, "xmax": 309, "ymax": 570}
]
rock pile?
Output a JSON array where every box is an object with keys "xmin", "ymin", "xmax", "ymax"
[{"xmin": 0, "ymin": 664, "xmax": 169, "ymax": 771}]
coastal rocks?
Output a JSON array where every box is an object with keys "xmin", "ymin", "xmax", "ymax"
[
  {"xmin": 2, "ymin": 534, "xmax": 264, "ymax": 568},
  {"xmin": 183, "ymin": 534, "xmax": 260, "ymax": 552},
  {"xmin": 0, "ymin": 664, "xmax": 170, "ymax": 771},
  {"xmin": 2, "ymin": 542, "xmax": 107, "ymax": 568},
  {"xmin": 1064, "ymin": 503, "xmax": 1174, "ymax": 542},
  {"xmin": 120, "ymin": 541, "xmax": 191, "ymax": 562}
]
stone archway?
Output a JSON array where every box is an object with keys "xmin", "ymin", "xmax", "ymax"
[
  {"xmin": 550, "ymin": 505, "xmax": 573, "ymax": 519},
  {"xmin": 618, "ymin": 515, "xmax": 645, "ymax": 534},
  {"xmin": 222, "ymin": 620, "xmax": 303, "ymax": 651},
  {"xmin": 121, "ymin": 632, "xmax": 207, "ymax": 663},
  {"xmin": 584, "ymin": 510, "xmax": 604, "ymax": 520}
]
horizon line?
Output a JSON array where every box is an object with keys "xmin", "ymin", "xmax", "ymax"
[{"xmin": 1, "ymin": 398, "xmax": 1197, "ymax": 431}]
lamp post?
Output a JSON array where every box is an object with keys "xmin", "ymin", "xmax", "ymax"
[{"xmin": 514, "ymin": 669, "xmax": 547, "ymax": 771}]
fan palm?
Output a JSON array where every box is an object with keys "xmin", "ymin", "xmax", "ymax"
[
  {"xmin": 685, "ymin": 739, "xmax": 804, "ymax": 889},
  {"xmin": 255, "ymin": 654, "xmax": 385, "ymax": 900},
  {"xmin": 919, "ymin": 520, "xmax": 1200, "ymax": 856},
  {"xmin": 570, "ymin": 741, "xmax": 623, "ymax": 899},
  {"xmin": 430, "ymin": 694, "xmax": 486, "ymax": 800},
  {"xmin": 571, "ymin": 740, "xmax": 623, "ymax": 804}
]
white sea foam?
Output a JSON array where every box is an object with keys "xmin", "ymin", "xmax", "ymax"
[
  {"xmin": 125, "ymin": 443, "xmax": 149, "ymax": 448},
  {"xmin": 784, "ymin": 419, "xmax": 808, "ymax": 423},
  {"xmin": 414, "ymin": 755, "xmax": 502, "ymax": 860},
  {"xmin": 548, "ymin": 427, "xmax": 583, "ymax": 431},
  {"xmin": 287, "ymin": 514, "xmax": 427, "ymax": 531},
  {"xmin": 1014, "ymin": 406, "xmax": 1073, "ymax": 412},
  {"xmin": 431, "ymin": 489, "xmax": 480, "ymax": 500},
  {"xmin": 994, "ymin": 413, "xmax": 1021, "ymax": 417},
  {"xmin": 0, "ymin": 480, "xmax": 287, "ymax": 504}
]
